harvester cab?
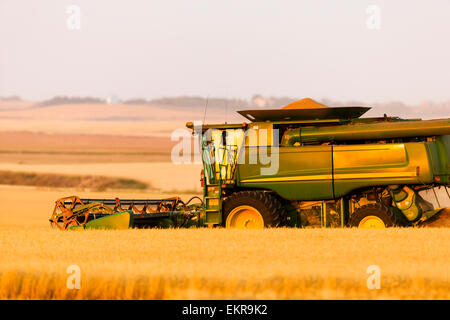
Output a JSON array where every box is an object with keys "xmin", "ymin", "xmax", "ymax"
[{"xmin": 201, "ymin": 128, "xmax": 242, "ymax": 186}]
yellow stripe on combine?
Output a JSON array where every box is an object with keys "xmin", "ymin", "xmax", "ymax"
[
  {"xmin": 240, "ymin": 175, "xmax": 332, "ymax": 183},
  {"xmin": 334, "ymin": 171, "xmax": 418, "ymax": 180},
  {"xmin": 240, "ymin": 171, "xmax": 417, "ymax": 183}
]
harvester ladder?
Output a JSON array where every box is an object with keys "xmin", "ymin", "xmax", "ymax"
[
  {"xmin": 204, "ymin": 184, "xmax": 222, "ymax": 225},
  {"xmin": 202, "ymin": 144, "xmax": 238, "ymax": 225}
]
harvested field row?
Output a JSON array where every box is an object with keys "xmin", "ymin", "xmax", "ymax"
[
  {"xmin": 0, "ymin": 171, "xmax": 148, "ymax": 191},
  {"xmin": 0, "ymin": 119, "xmax": 190, "ymax": 136},
  {"xmin": 0, "ymin": 162, "xmax": 202, "ymax": 193},
  {"xmin": 0, "ymin": 151, "xmax": 171, "ymax": 164},
  {"xmin": 0, "ymin": 131, "xmax": 175, "ymax": 153}
]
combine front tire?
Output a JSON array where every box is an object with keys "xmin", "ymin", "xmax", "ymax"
[
  {"xmin": 222, "ymin": 191, "xmax": 286, "ymax": 229},
  {"xmin": 348, "ymin": 203, "xmax": 400, "ymax": 228}
]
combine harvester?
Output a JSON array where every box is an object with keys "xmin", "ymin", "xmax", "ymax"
[{"xmin": 49, "ymin": 98, "xmax": 450, "ymax": 230}]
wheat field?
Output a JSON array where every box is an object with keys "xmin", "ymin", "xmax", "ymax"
[
  {"xmin": 0, "ymin": 186, "xmax": 449, "ymax": 300},
  {"xmin": 0, "ymin": 227, "xmax": 449, "ymax": 299},
  {"xmin": 0, "ymin": 124, "xmax": 448, "ymax": 299}
]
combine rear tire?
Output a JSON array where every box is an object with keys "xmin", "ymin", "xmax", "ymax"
[
  {"xmin": 348, "ymin": 203, "xmax": 400, "ymax": 228},
  {"xmin": 222, "ymin": 191, "xmax": 286, "ymax": 228}
]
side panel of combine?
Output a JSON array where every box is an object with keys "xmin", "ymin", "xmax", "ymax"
[
  {"xmin": 332, "ymin": 142, "xmax": 433, "ymax": 198},
  {"xmin": 237, "ymin": 145, "xmax": 334, "ymax": 200},
  {"xmin": 426, "ymin": 135, "xmax": 450, "ymax": 185}
]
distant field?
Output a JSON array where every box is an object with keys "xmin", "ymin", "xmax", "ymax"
[
  {"xmin": 0, "ymin": 131, "xmax": 175, "ymax": 164},
  {"xmin": 0, "ymin": 130, "xmax": 201, "ymax": 194},
  {"xmin": 0, "ymin": 131, "xmax": 174, "ymax": 153},
  {"xmin": 0, "ymin": 100, "xmax": 34, "ymax": 111},
  {"xmin": 0, "ymin": 103, "xmax": 231, "ymax": 136},
  {"xmin": 0, "ymin": 171, "xmax": 148, "ymax": 191},
  {"xmin": 0, "ymin": 103, "xmax": 198, "ymax": 121},
  {"xmin": 0, "ymin": 118, "xmax": 188, "ymax": 136},
  {"xmin": 0, "ymin": 162, "xmax": 202, "ymax": 193}
]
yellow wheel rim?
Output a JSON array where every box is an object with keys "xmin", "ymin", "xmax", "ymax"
[
  {"xmin": 358, "ymin": 215, "xmax": 386, "ymax": 228},
  {"xmin": 226, "ymin": 205, "xmax": 264, "ymax": 229}
]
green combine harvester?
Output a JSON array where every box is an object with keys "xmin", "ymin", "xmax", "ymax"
[{"xmin": 50, "ymin": 98, "xmax": 450, "ymax": 230}]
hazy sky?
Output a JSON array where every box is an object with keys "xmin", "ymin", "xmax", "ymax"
[{"xmin": 0, "ymin": 0, "xmax": 449, "ymax": 104}]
